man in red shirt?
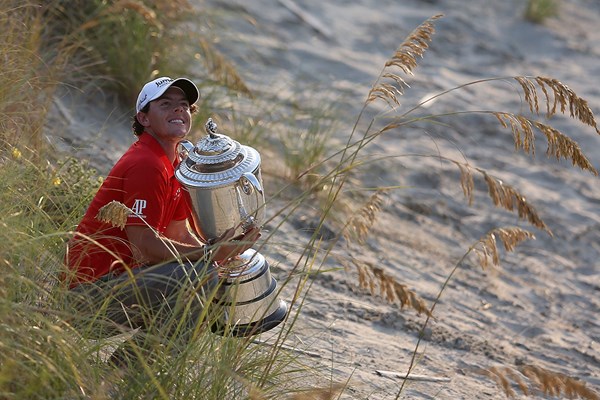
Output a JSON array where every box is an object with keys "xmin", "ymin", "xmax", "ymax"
[{"xmin": 66, "ymin": 77, "xmax": 259, "ymax": 364}]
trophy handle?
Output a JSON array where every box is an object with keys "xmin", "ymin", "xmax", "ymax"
[
  {"xmin": 236, "ymin": 172, "xmax": 263, "ymax": 231},
  {"xmin": 239, "ymin": 172, "xmax": 263, "ymax": 195},
  {"xmin": 177, "ymin": 140, "xmax": 195, "ymax": 162}
]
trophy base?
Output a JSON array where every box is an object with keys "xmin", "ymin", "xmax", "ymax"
[
  {"xmin": 211, "ymin": 299, "xmax": 288, "ymax": 337},
  {"xmin": 211, "ymin": 249, "xmax": 288, "ymax": 337}
]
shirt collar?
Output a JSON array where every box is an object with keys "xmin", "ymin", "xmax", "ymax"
[{"xmin": 138, "ymin": 132, "xmax": 179, "ymax": 172}]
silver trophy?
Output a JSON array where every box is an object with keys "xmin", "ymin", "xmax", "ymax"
[{"xmin": 175, "ymin": 118, "xmax": 288, "ymax": 336}]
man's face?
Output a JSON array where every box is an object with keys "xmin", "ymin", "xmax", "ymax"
[{"xmin": 138, "ymin": 86, "xmax": 192, "ymax": 141}]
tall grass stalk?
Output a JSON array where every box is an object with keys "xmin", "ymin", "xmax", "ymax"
[{"xmin": 0, "ymin": 1, "xmax": 75, "ymax": 154}]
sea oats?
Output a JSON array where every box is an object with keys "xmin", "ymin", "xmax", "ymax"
[
  {"xmin": 515, "ymin": 76, "xmax": 540, "ymax": 116},
  {"xmin": 368, "ymin": 83, "xmax": 401, "ymax": 107},
  {"xmin": 475, "ymin": 366, "xmax": 520, "ymax": 398},
  {"xmin": 534, "ymin": 121, "xmax": 598, "ymax": 174},
  {"xmin": 351, "ymin": 260, "xmax": 432, "ymax": 317},
  {"xmin": 367, "ymin": 14, "xmax": 442, "ymax": 106},
  {"xmin": 475, "ymin": 227, "xmax": 535, "ymax": 268},
  {"xmin": 95, "ymin": 200, "xmax": 132, "ymax": 230},
  {"xmin": 489, "ymin": 366, "xmax": 516, "ymax": 398},
  {"xmin": 478, "ymin": 364, "xmax": 599, "ymax": 399},
  {"xmin": 382, "ymin": 72, "xmax": 410, "ymax": 90},
  {"xmin": 343, "ymin": 190, "xmax": 384, "ymax": 245},
  {"xmin": 494, "ymin": 111, "xmax": 597, "ymax": 176},
  {"xmin": 505, "ymin": 367, "xmax": 530, "ymax": 396},
  {"xmin": 384, "ymin": 15, "xmax": 442, "ymax": 74},
  {"xmin": 453, "ymin": 162, "xmax": 549, "ymax": 232},
  {"xmin": 515, "ymin": 76, "xmax": 600, "ymax": 134},
  {"xmin": 494, "ymin": 112, "xmax": 536, "ymax": 155},
  {"xmin": 455, "ymin": 162, "xmax": 475, "ymax": 205},
  {"xmin": 481, "ymin": 171, "xmax": 550, "ymax": 234},
  {"xmin": 535, "ymin": 77, "xmax": 599, "ymax": 133}
]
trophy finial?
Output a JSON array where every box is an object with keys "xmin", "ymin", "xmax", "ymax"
[{"xmin": 205, "ymin": 118, "xmax": 218, "ymax": 138}]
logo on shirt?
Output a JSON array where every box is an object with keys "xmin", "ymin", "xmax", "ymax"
[{"xmin": 131, "ymin": 199, "xmax": 147, "ymax": 218}]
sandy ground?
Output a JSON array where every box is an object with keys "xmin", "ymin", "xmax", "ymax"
[{"xmin": 50, "ymin": 0, "xmax": 600, "ymax": 398}]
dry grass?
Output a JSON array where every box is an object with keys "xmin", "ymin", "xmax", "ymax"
[
  {"xmin": 367, "ymin": 14, "xmax": 442, "ymax": 108},
  {"xmin": 0, "ymin": 1, "xmax": 73, "ymax": 153},
  {"xmin": 515, "ymin": 77, "xmax": 599, "ymax": 133},
  {"xmin": 350, "ymin": 259, "xmax": 432, "ymax": 317},
  {"xmin": 454, "ymin": 161, "xmax": 551, "ymax": 234},
  {"xmin": 493, "ymin": 111, "xmax": 598, "ymax": 175},
  {"xmin": 330, "ymin": 189, "xmax": 433, "ymax": 317},
  {"xmin": 473, "ymin": 227, "xmax": 535, "ymax": 269},
  {"xmin": 342, "ymin": 190, "xmax": 385, "ymax": 245},
  {"xmin": 476, "ymin": 364, "xmax": 600, "ymax": 399},
  {"xmin": 95, "ymin": 200, "xmax": 132, "ymax": 230},
  {"xmin": 481, "ymin": 171, "xmax": 548, "ymax": 233}
]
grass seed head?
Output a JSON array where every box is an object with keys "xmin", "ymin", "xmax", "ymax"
[{"xmin": 95, "ymin": 200, "xmax": 132, "ymax": 230}]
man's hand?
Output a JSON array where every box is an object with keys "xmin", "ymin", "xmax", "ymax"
[{"xmin": 211, "ymin": 226, "xmax": 261, "ymax": 264}]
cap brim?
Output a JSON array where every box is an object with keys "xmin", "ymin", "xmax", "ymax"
[{"xmin": 170, "ymin": 78, "xmax": 199, "ymax": 106}]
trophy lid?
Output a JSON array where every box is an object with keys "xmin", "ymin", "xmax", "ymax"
[{"xmin": 176, "ymin": 118, "xmax": 261, "ymax": 187}]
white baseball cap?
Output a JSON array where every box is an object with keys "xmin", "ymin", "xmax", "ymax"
[{"xmin": 135, "ymin": 77, "xmax": 199, "ymax": 113}]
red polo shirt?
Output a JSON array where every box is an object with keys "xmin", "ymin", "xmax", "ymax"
[{"xmin": 66, "ymin": 133, "xmax": 189, "ymax": 286}]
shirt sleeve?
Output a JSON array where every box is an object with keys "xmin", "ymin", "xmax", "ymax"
[{"xmin": 122, "ymin": 161, "xmax": 168, "ymax": 230}]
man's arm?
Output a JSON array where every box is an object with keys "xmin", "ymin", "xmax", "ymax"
[
  {"xmin": 164, "ymin": 219, "xmax": 203, "ymax": 245},
  {"xmin": 125, "ymin": 222, "xmax": 261, "ymax": 266},
  {"xmin": 126, "ymin": 224, "xmax": 204, "ymax": 265}
]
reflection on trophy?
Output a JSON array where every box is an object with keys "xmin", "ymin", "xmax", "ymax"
[{"xmin": 175, "ymin": 118, "xmax": 288, "ymax": 337}]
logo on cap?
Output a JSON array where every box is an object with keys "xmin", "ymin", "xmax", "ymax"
[
  {"xmin": 137, "ymin": 94, "xmax": 147, "ymax": 110},
  {"xmin": 154, "ymin": 78, "xmax": 174, "ymax": 88}
]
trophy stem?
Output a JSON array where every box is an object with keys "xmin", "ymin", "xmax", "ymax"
[{"xmin": 210, "ymin": 249, "xmax": 288, "ymax": 337}]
